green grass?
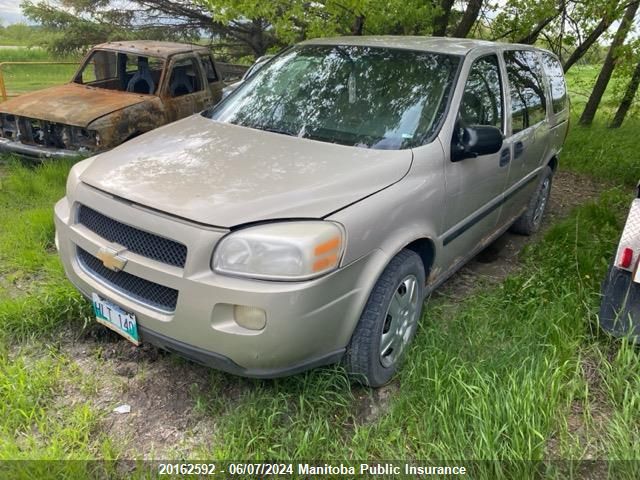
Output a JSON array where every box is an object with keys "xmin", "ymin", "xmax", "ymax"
[
  {"xmin": 559, "ymin": 65, "xmax": 640, "ymax": 185},
  {"xmin": 564, "ymin": 65, "xmax": 631, "ymax": 115},
  {"xmin": 562, "ymin": 119, "xmax": 640, "ymax": 186},
  {"xmin": 0, "ymin": 160, "xmax": 105, "ymax": 469},
  {"xmin": 0, "ymin": 159, "xmax": 90, "ymax": 340}
]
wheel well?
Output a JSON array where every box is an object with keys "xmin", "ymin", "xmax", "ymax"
[
  {"xmin": 547, "ymin": 156, "xmax": 558, "ymax": 172},
  {"xmin": 404, "ymin": 238, "xmax": 435, "ymax": 278},
  {"xmin": 125, "ymin": 131, "xmax": 142, "ymax": 142}
]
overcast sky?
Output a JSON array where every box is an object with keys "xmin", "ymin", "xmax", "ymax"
[{"xmin": 0, "ymin": 0, "xmax": 28, "ymax": 24}]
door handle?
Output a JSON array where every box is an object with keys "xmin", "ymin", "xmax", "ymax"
[
  {"xmin": 499, "ymin": 148, "xmax": 511, "ymax": 167},
  {"xmin": 514, "ymin": 141, "xmax": 525, "ymax": 158}
]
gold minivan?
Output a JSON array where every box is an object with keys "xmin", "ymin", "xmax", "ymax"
[{"xmin": 55, "ymin": 36, "xmax": 569, "ymax": 386}]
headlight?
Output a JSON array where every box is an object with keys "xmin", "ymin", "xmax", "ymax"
[
  {"xmin": 65, "ymin": 157, "xmax": 95, "ymax": 199},
  {"xmin": 212, "ymin": 221, "xmax": 345, "ymax": 281},
  {"xmin": 73, "ymin": 127, "xmax": 98, "ymax": 151}
]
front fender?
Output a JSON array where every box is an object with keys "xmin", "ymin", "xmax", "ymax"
[{"xmin": 88, "ymin": 98, "xmax": 165, "ymax": 149}]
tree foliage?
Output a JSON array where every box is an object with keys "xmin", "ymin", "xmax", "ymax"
[
  {"xmin": 16, "ymin": 0, "xmax": 640, "ymax": 126},
  {"xmin": 21, "ymin": 0, "xmax": 202, "ymax": 55}
]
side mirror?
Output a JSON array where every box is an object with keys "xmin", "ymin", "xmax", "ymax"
[{"xmin": 451, "ymin": 124, "xmax": 503, "ymax": 162}]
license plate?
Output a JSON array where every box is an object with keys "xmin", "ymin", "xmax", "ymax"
[{"xmin": 92, "ymin": 293, "xmax": 140, "ymax": 345}]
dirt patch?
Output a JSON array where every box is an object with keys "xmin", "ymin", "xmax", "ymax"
[
  {"xmin": 436, "ymin": 170, "xmax": 608, "ymax": 300},
  {"xmin": 353, "ymin": 381, "xmax": 399, "ymax": 424},
  {"xmin": 0, "ymin": 270, "xmax": 47, "ymax": 299},
  {"xmin": 59, "ymin": 326, "xmax": 217, "ymax": 459}
]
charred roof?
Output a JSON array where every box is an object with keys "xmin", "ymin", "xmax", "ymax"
[{"xmin": 92, "ymin": 40, "xmax": 210, "ymax": 58}]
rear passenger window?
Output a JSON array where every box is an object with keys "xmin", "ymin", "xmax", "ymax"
[
  {"xmin": 168, "ymin": 58, "xmax": 203, "ymax": 97},
  {"xmin": 541, "ymin": 53, "xmax": 567, "ymax": 114},
  {"xmin": 459, "ymin": 55, "xmax": 503, "ymax": 131},
  {"xmin": 200, "ymin": 54, "xmax": 219, "ymax": 83},
  {"xmin": 504, "ymin": 50, "xmax": 547, "ymax": 134}
]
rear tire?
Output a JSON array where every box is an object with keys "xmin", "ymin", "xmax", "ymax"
[
  {"xmin": 510, "ymin": 166, "xmax": 553, "ymax": 235},
  {"xmin": 344, "ymin": 250, "xmax": 425, "ymax": 387}
]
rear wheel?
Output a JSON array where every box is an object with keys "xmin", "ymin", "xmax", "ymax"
[
  {"xmin": 344, "ymin": 250, "xmax": 425, "ymax": 387},
  {"xmin": 510, "ymin": 166, "xmax": 553, "ymax": 235}
]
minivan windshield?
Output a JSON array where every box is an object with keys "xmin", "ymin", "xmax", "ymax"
[{"xmin": 206, "ymin": 45, "xmax": 460, "ymax": 150}]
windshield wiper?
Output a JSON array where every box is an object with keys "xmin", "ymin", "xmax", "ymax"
[
  {"xmin": 258, "ymin": 126, "xmax": 311, "ymax": 139},
  {"xmin": 258, "ymin": 126, "xmax": 297, "ymax": 137}
]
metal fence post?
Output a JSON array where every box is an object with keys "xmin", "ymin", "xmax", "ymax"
[{"xmin": 0, "ymin": 65, "xmax": 7, "ymax": 102}]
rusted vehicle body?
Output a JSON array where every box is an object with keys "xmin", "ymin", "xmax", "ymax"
[{"xmin": 0, "ymin": 41, "xmax": 229, "ymax": 159}]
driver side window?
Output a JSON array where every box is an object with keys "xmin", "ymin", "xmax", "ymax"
[{"xmin": 459, "ymin": 55, "xmax": 503, "ymax": 132}]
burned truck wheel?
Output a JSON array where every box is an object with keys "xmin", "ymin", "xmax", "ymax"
[{"xmin": 599, "ymin": 258, "xmax": 640, "ymax": 342}]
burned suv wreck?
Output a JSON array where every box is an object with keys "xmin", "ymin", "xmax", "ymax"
[{"xmin": 0, "ymin": 41, "xmax": 226, "ymax": 159}]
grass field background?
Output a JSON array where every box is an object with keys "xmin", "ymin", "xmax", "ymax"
[
  {"xmin": 0, "ymin": 47, "xmax": 639, "ymax": 478},
  {"xmin": 0, "ymin": 48, "xmax": 80, "ymax": 99}
]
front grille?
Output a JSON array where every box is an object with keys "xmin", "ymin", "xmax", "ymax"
[
  {"xmin": 77, "ymin": 247, "xmax": 178, "ymax": 312},
  {"xmin": 0, "ymin": 114, "xmax": 96, "ymax": 150},
  {"xmin": 78, "ymin": 205, "xmax": 187, "ymax": 268}
]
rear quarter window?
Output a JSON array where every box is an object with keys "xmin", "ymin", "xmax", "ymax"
[
  {"xmin": 541, "ymin": 53, "xmax": 568, "ymax": 114},
  {"xmin": 200, "ymin": 54, "xmax": 219, "ymax": 83}
]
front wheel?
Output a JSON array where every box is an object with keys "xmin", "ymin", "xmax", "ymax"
[{"xmin": 344, "ymin": 249, "xmax": 425, "ymax": 387}]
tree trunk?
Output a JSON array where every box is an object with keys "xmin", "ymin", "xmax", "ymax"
[
  {"xmin": 579, "ymin": 1, "xmax": 639, "ymax": 126},
  {"xmin": 452, "ymin": 0, "xmax": 483, "ymax": 38},
  {"xmin": 610, "ymin": 57, "xmax": 640, "ymax": 127},
  {"xmin": 563, "ymin": 13, "xmax": 616, "ymax": 72},
  {"xmin": 432, "ymin": 0, "xmax": 455, "ymax": 36},
  {"xmin": 352, "ymin": 15, "xmax": 365, "ymax": 35}
]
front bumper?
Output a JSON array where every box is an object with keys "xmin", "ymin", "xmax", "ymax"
[
  {"xmin": 0, "ymin": 137, "xmax": 85, "ymax": 160},
  {"xmin": 138, "ymin": 326, "xmax": 345, "ymax": 378},
  {"xmin": 54, "ymin": 185, "xmax": 383, "ymax": 377}
]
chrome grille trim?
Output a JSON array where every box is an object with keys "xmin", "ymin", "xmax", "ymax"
[
  {"xmin": 77, "ymin": 247, "xmax": 178, "ymax": 313},
  {"xmin": 77, "ymin": 205, "xmax": 187, "ymax": 268}
]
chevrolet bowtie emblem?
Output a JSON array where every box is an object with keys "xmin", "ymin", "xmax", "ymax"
[{"xmin": 96, "ymin": 246, "xmax": 128, "ymax": 272}]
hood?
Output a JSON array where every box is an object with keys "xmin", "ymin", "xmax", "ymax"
[
  {"xmin": 0, "ymin": 83, "xmax": 148, "ymax": 127},
  {"xmin": 80, "ymin": 115, "xmax": 413, "ymax": 227}
]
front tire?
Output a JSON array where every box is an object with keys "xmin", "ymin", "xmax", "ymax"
[{"xmin": 344, "ymin": 249, "xmax": 425, "ymax": 387}]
